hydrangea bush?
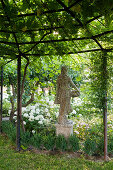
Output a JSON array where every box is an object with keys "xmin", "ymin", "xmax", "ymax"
[{"xmin": 14, "ymin": 96, "xmax": 59, "ymax": 133}]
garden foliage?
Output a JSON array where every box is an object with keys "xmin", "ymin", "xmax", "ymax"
[{"xmin": 2, "ymin": 121, "xmax": 80, "ymax": 152}]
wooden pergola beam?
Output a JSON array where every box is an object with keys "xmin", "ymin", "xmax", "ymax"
[
  {"xmin": 1, "ymin": 28, "xmax": 113, "ymax": 45},
  {"xmin": 1, "ymin": 48, "xmax": 113, "ymax": 58},
  {"xmin": 24, "ymin": 48, "xmax": 113, "ymax": 56}
]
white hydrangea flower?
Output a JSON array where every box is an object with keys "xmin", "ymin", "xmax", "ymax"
[
  {"xmin": 79, "ymin": 114, "xmax": 82, "ymax": 117},
  {"xmin": 47, "ymin": 112, "xmax": 50, "ymax": 117},
  {"xmin": 26, "ymin": 106, "xmax": 31, "ymax": 111},
  {"xmin": 29, "ymin": 113, "xmax": 34, "ymax": 118},
  {"xmin": 38, "ymin": 120, "xmax": 43, "ymax": 124},
  {"xmin": 72, "ymin": 110, "xmax": 76, "ymax": 114},
  {"xmin": 76, "ymin": 98, "xmax": 82, "ymax": 106},
  {"xmin": 8, "ymin": 110, "xmax": 11, "ymax": 115},
  {"xmin": 3, "ymin": 93, "xmax": 8, "ymax": 99},
  {"xmin": 30, "ymin": 106, "xmax": 35, "ymax": 110},
  {"xmin": 32, "ymin": 130, "xmax": 35, "ymax": 134},
  {"xmin": 49, "ymin": 101, "xmax": 54, "ymax": 106},
  {"xmin": 55, "ymin": 112, "xmax": 59, "ymax": 117},
  {"xmin": 44, "ymin": 119, "xmax": 50, "ymax": 124},
  {"xmin": 13, "ymin": 116, "xmax": 17, "ymax": 120},
  {"xmin": 31, "ymin": 115, "xmax": 35, "ymax": 119},
  {"xmin": 45, "ymin": 108, "xmax": 49, "ymax": 112},
  {"xmin": 29, "ymin": 115, "xmax": 34, "ymax": 121},
  {"xmin": 29, "ymin": 118, "xmax": 34, "ymax": 122},
  {"xmin": 23, "ymin": 121, "xmax": 26, "ymax": 125},
  {"xmin": 35, "ymin": 103, "xmax": 39, "ymax": 107},
  {"xmin": 48, "ymin": 81, "xmax": 51, "ymax": 84},
  {"xmin": 43, "ymin": 103, "xmax": 47, "ymax": 106},
  {"xmin": 46, "ymin": 97, "xmax": 49, "ymax": 102},
  {"xmin": 76, "ymin": 108, "xmax": 79, "ymax": 111},
  {"xmin": 36, "ymin": 108, "xmax": 40, "ymax": 113},
  {"xmin": 30, "ymin": 109, "xmax": 35, "ymax": 114},
  {"xmin": 35, "ymin": 116, "xmax": 40, "ymax": 120},
  {"xmin": 38, "ymin": 115, "xmax": 44, "ymax": 120},
  {"xmin": 22, "ymin": 107, "xmax": 26, "ymax": 112},
  {"xmin": 23, "ymin": 113, "xmax": 29, "ymax": 118},
  {"xmin": 14, "ymin": 111, "xmax": 17, "ymax": 115}
]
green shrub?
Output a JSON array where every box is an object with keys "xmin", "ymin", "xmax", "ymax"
[
  {"xmin": 108, "ymin": 136, "xmax": 113, "ymax": 154},
  {"xmin": 96, "ymin": 138, "xmax": 104, "ymax": 155},
  {"xmin": 37, "ymin": 126, "xmax": 56, "ymax": 136},
  {"xmin": 42, "ymin": 134, "xmax": 56, "ymax": 150},
  {"xmin": 68, "ymin": 135, "xmax": 79, "ymax": 151},
  {"xmin": 84, "ymin": 137, "xmax": 104, "ymax": 156},
  {"xmin": 2, "ymin": 121, "xmax": 16, "ymax": 142},
  {"xmin": 21, "ymin": 131, "xmax": 31, "ymax": 146},
  {"xmin": 55, "ymin": 135, "xmax": 67, "ymax": 151},
  {"xmin": 84, "ymin": 138, "xmax": 97, "ymax": 155},
  {"xmin": 29, "ymin": 134, "xmax": 42, "ymax": 149}
]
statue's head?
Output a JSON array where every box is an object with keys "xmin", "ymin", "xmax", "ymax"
[{"xmin": 61, "ymin": 65, "xmax": 68, "ymax": 74}]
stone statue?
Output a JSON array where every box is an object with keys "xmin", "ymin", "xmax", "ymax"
[{"xmin": 54, "ymin": 66, "xmax": 80, "ymax": 125}]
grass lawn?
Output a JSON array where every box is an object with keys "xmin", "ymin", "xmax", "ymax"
[{"xmin": 0, "ymin": 135, "xmax": 113, "ymax": 170}]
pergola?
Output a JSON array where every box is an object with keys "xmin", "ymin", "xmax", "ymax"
[{"xmin": 0, "ymin": 0, "xmax": 113, "ymax": 161}]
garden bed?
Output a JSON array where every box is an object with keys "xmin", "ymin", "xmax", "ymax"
[{"xmin": 1, "ymin": 120, "xmax": 113, "ymax": 162}]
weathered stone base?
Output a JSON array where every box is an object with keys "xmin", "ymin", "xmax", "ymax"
[{"xmin": 55, "ymin": 123, "xmax": 73, "ymax": 138}]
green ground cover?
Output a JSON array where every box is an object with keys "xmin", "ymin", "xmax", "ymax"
[{"xmin": 0, "ymin": 135, "xmax": 113, "ymax": 170}]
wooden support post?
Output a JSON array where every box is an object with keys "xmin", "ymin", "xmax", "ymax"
[
  {"xmin": 104, "ymin": 93, "xmax": 107, "ymax": 161},
  {"xmin": 16, "ymin": 56, "xmax": 21, "ymax": 151},
  {"xmin": 102, "ymin": 53, "xmax": 108, "ymax": 161},
  {"xmin": 0, "ymin": 66, "xmax": 3, "ymax": 133}
]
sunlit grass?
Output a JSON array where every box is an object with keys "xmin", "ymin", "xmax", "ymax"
[{"xmin": 0, "ymin": 135, "xmax": 113, "ymax": 170}]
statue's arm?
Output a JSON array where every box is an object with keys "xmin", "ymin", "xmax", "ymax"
[{"xmin": 69, "ymin": 77, "xmax": 79, "ymax": 92}]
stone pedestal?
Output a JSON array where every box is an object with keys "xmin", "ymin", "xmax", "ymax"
[{"xmin": 55, "ymin": 123, "xmax": 73, "ymax": 138}]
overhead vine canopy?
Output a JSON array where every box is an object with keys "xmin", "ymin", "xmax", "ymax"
[{"xmin": 0, "ymin": 0, "xmax": 113, "ymax": 60}]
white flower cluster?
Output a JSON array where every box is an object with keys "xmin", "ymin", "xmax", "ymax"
[
  {"xmin": 22, "ymin": 104, "xmax": 50, "ymax": 125},
  {"xmin": 13, "ymin": 96, "xmax": 59, "ymax": 127},
  {"xmin": 72, "ymin": 98, "xmax": 82, "ymax": 106}
]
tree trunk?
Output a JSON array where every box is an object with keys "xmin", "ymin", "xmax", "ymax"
[
  {"xmin": 9, "ymin": 84, "xmax": 16, "ymax": 121},
  {"xmin": 0, "ymin": 66, "xmax": 3, "ymax": 133},
  {"xmin": 102, "ymin": 52, "xmax": 108, "ymax": 161},
  {"xmin": 19, "ymin": 57, "xmax": 29, "ymax": 132}
]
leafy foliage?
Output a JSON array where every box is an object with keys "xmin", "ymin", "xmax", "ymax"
[
  {"xmin": 68, "ymin": 135, "xmax": 79, "ymax": 151},
  {"xmin": 0, "ymin": 0, "xmax": 113, "ymax": 60}
]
